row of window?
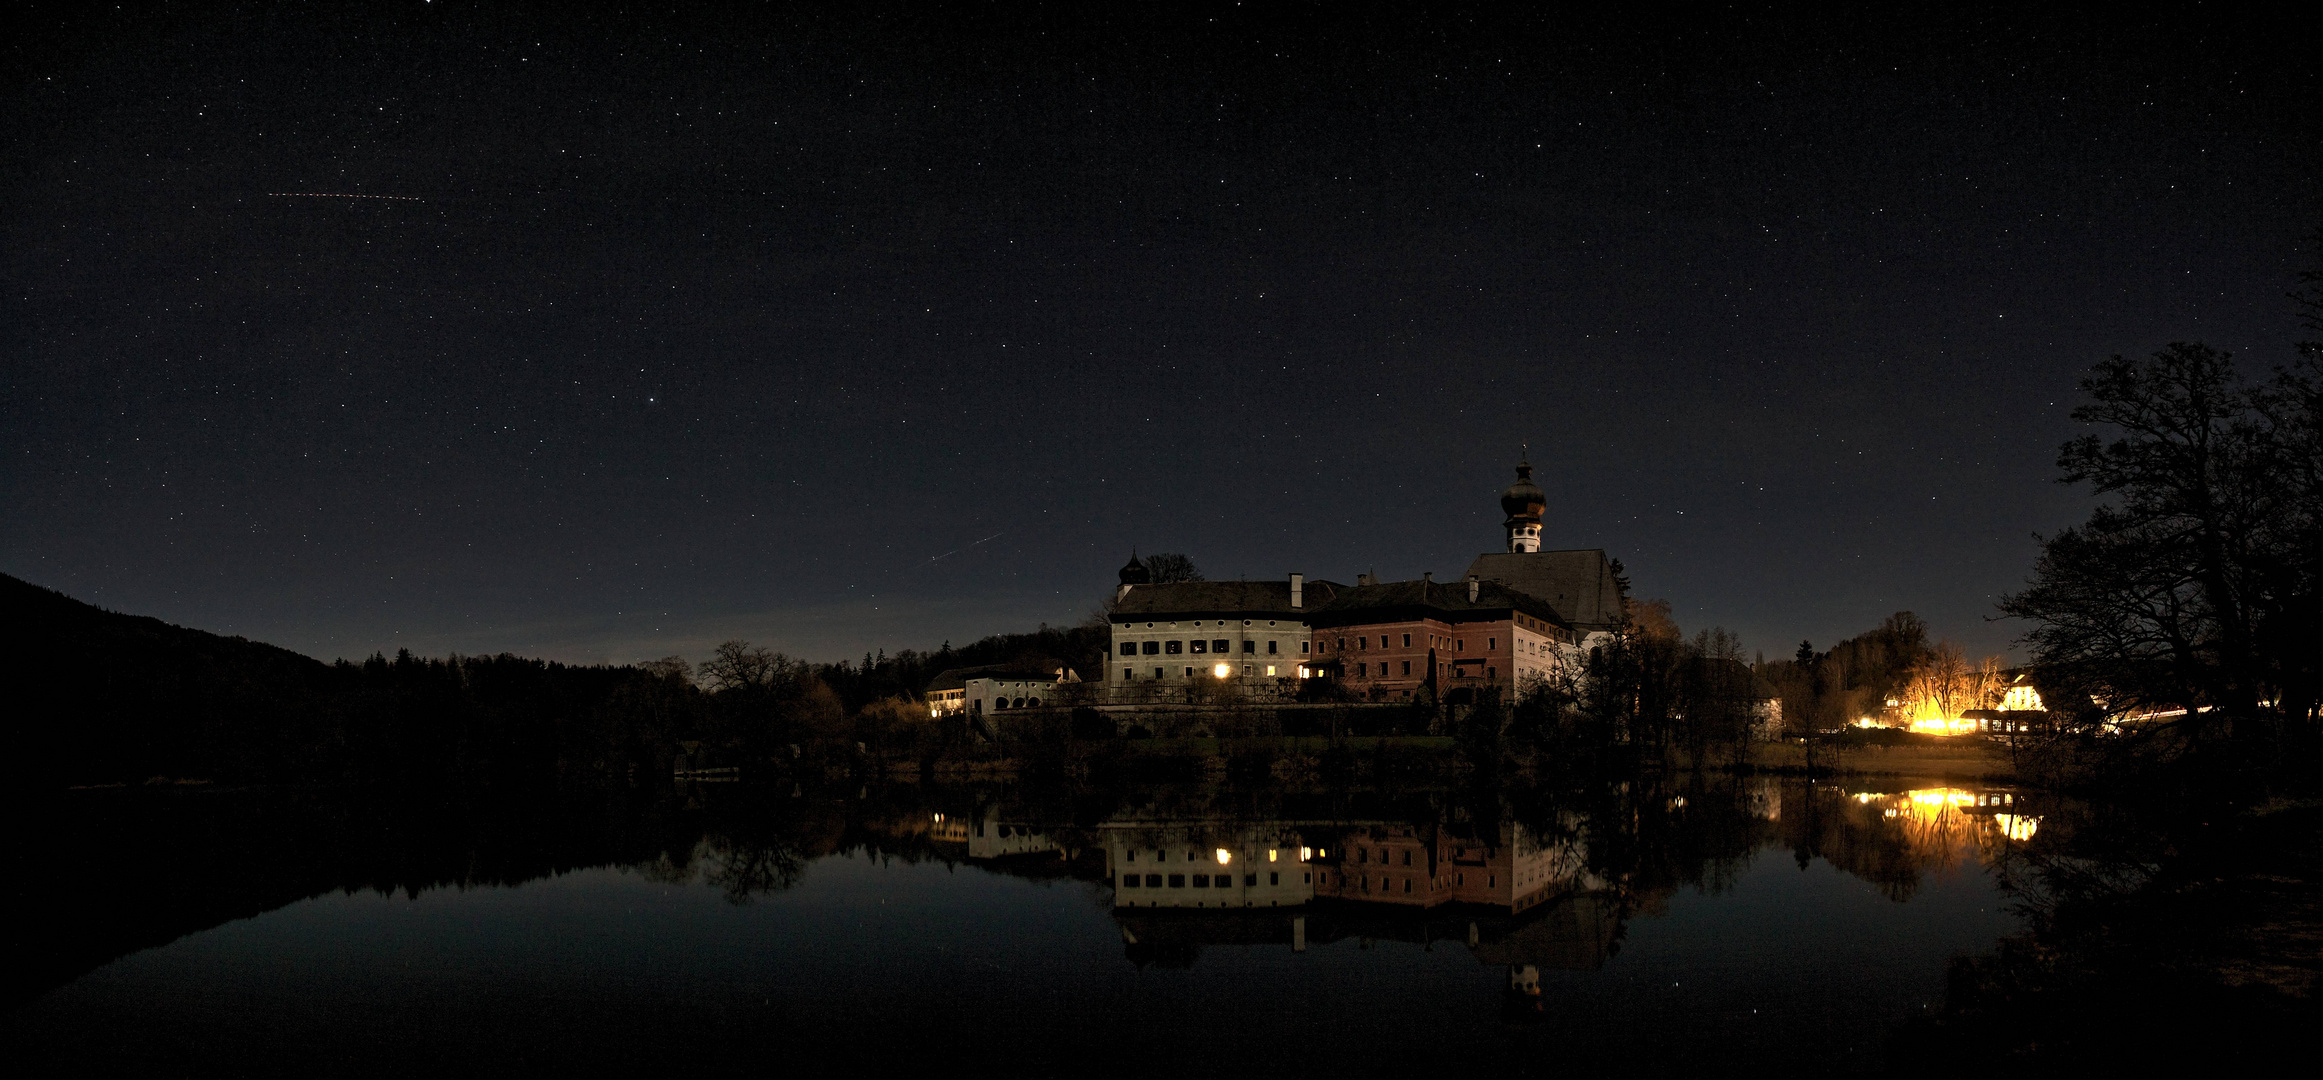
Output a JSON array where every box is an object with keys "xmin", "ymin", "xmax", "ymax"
[
  {"xmin": 1120, "ymin": 872, "xmax": 1292, "ymax": 889},
  {"xmin": 1322, "ymin": 634, "xmax": 1498, "ymax": 652},
  {"xmin": 1347, "ymin": 661, "xmax": 1497, "ymax": 680},
  {"xmin": 1121, "ymin": 639, "xmax": 1299, "ymax": 656},
  {"xmin": 1124, "ymin": 665, "xmax": 1288, "ymax": 679}
]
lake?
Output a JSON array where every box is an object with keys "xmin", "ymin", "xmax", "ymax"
[{"xmin": 5, "ymin": 774, "xmax": 2042, "ymax": 1075}]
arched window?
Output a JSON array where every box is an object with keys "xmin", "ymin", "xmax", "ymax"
[
  {"xmin": 1026, "ymin": 697, "xmax": 1041, "ymax": 708},
  {"xmin": 992, "ymin": 697, "xmax": 1008, "ymax": 710}
]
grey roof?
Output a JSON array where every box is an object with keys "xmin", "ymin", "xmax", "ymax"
[
  {"xmin": 925, "ymin": 663, "xmax": 1066, "ymax": 692},
  {"xmin": 1463, "ymin": 549, "xmax": 1625, "ymax": 629},
  {"xmin": 1115, "ymin": 577, "xmax": 1571, "ymax": 631},
  {"xmin": 1112, "ymin": 580, "xmax": 1325, "ymax": 619},
  {"xmin": 1307, "ymin": 578, "xmax": 1571, "ymax": 630}
]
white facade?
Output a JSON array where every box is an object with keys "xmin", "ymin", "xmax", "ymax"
[
  {"xmin": 1105, "ymin": 825, "xmax": 1318, "ymax": 909},
  {"xmin": 1109, "ymin": 617, "xmax": 1315, "ymax": 684}
]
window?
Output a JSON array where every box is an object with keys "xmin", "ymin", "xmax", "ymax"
[
  {"xmin": 1336, "ymin": 637, "xmax": 1345, "ymax": 651},
  {"xmin": 1402, "ymin": 851, "xmax": 1412, "ymax": 866},
  {"xmin": 1300, "ymin": 641, "xmax": 1309, "ymax": 653},
  {"xmin": 1123, "ymin": 668, "xmax": 1133, "ymax": 681},
  {"xmin": 1269, "ymin": 872, "xmax": 1279, "ymax": 886},
  {"xmin": 1142, "ymin": 641, "xmax": 1159, "ymax": 655},
  {"xmin": 1303, "ymin": 872, "xmax": 1311, "ymax": 883},
  {"xmin": 1213, "ymin": 639, "xmax": 1229, "ymax": 652},
  {"xmin": 1356, "ymin": 636, "xmax": 1365, "ymax": 650},
  {"xmin": 1379, "ymin": 635, "xmax": 1389, "ymax": 648},
  {"xmin": 1127, "ymin": 850, "xmax": 1136, "ymax": 862},
  {"xmin": 1192, "ymin": 874, "xmax": 1209, "ymax": 887},
  {"xmin": 1265, "ymin": 666, "xmax": 1275, "ymax": 676},
  {"xmin": 1145, "ymin": 874, "xmax": 1162, "ymax": 887},
  {"xmin": 1400, "ymin": 661, "xmax": 1411, "ymax": 676},
  {"xmin": 1121, "ymin": 874, "xmax": 1138, "ymax": 888},
  {"xmin": 1357, "ymin": 849, "xmax": 1368, "ymax": 863},
  {"xmin": 1456, "ymin": 639, "xmax": 1465, "ymax": 651},
  {"xmin": 1120, "ymin": 642, "xmax": 1136, "ymax": 656},
  {"xmin": 1153, "ymin": 667, "xmax": 1164, "ymax": 678},
  {"xmin": 1404, "ymin": 879, "xmax": 1413, "ymax": 893},
  {"xmin": 1241, "ymin": 640, "xmax": 1256, "ymax": 653},
  {"xmin": 1402, "ymin": 633, "xmax": 1411, "ymax": 647},
  {"xmin": 1167, "ymin": 874, "xmax": 1185, "ymax": 888},
  {"xmin": 1357, "ymin": 662, "xmax": 1367, "ymax": 677},
  {"xmin": 1266, "ymin": 640, "xmax": 1278, "ymax": 654},
  {"xmin": 1489, "ymin": 637, "xmax": 1497, "ymax": 649},
  {"xmin": 1215, "ymin": 876, "xmax": 1232, "ymax": 889},
  {"xmin": 1189, "ymin": 639, "xmax": 1207, "ymax": 654},
  {"xmin": 1165, "ymin": 640, "xmax": 1182, "ymax": 655}
]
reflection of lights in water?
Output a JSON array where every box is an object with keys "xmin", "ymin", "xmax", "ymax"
[{"xmin": 1851, "ymin": 787, "xmax": 2040, "ymax": 844}]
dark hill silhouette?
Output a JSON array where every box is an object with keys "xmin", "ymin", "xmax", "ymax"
[{"xmin": 0, "ymin": 573, "xmax": 336, "ymax": 788}]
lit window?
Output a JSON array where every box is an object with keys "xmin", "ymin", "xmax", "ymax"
[
  {"xmin": 1190, "ymin": 639, "xmax": 1207, "ymax": 654},
  {"xmin": 1165, "ymin": 640, "xmax": 1182, "ymax": 655},
  {"xmin": 1265, "ymin": 665, "xmax": 1276, "ymax": 676}
]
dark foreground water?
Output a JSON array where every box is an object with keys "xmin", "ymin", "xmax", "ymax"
[{"xmin": 4, "ymin": 776, "xmax": 2043, "ymax": 1075}]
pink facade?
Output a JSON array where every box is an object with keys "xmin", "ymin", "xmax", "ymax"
[{"xmin": 1312, "ymin": 614, "xmax": 1516, "ymax": 700}]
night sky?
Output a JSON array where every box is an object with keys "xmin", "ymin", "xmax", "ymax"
[{"xmin": 5, "ymin": 3, "xmax": 2317, "ymax": 666}]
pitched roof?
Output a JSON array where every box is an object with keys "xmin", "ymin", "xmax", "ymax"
[
  {"xmin": 924, "ymin": 663, "xmax": 1068, "ymax": 692},
  {"xmin": 1463, "ymin": 549, "xmax": 1625, "ymax": 629},
  {"xmin": 1111, "ymin": 580, "xmax": 1325, "ymax": 619},
  {"xmin": 1309, "ymin": 578, "xmax": 1571, "ymax": 630}
]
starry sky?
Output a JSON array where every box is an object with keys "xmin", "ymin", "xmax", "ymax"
[{"xmin": 5, "ymin": 3, "xmax": 2317, "ymax": 666}]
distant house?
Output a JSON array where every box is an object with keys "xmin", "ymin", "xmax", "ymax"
[{"xmin": 925, "ymin": 663, "xmax": 1079, "ymax": 718}]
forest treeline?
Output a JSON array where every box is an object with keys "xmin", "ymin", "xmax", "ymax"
[{"xmin": 0, "ymin": 571, "xmax": 1104, "ymax": 791}]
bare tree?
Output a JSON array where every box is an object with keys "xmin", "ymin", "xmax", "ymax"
[{"xmin": 1142, "ymin": 553, "xmax": 1204, "ymax": 583}]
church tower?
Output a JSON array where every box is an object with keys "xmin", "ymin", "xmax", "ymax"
[{"xmin": 1499, "ymin": 459, "xmax": 1545, "ymax": 553}]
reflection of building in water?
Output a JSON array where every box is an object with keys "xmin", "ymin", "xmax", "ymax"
[
  {"xmin": 1100, "ymin": 816, "xmax": 1602, "ymax": 917},
  {"xmin": 1850, "ymin": 786, "xmax": 2042, "ymax": 847},
  {"xmin": 1109, "ymin": 886, "xmax": 1620, "ymax": 978},
  {"xmin": 1309, "ymin": 820, "xmax": 1599, "ymax": 914},
  {"xmin": 1102, "ymin": 821, "xmax": 1318, "ymax": 909},
  {"xmin": 927, "ymin": 807, "xmax": 1068, "ymax": 860}
]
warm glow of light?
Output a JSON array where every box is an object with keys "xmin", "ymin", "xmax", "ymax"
[
  {"xmin": 1298, "ymin": 665, "xmax": 1309, "ymax": 678},
  {"xmin": 1213, "ymin": 663, "xmax": 1231, "ymax": 678},
  {"xmin": 1215, "ymin": 848, "xmax": 1232, "ymax": 865},
  {"xmin": 1300, "ymin": 846, "xmax": 1313, "ymax": 861},
  {"xmin": 1268, "ymin": 849, "xmax": 1278, "ymax": 862},
  {"xmin": 1995, "ymin": 814, "xmax": 2040, "ymax": 842},
  {"xmin": 932, "ymin": 812, "xmax": 944, "ymax": 822}
]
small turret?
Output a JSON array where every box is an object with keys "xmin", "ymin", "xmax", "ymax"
[{"xmin": 1500, "ymin": 459, "xmax": 1546, "ymax": 553}]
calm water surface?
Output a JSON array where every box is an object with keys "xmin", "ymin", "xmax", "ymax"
[{"xmin": 7, "ymin": 777, "xmax": 2038, "ymax": 1075}]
